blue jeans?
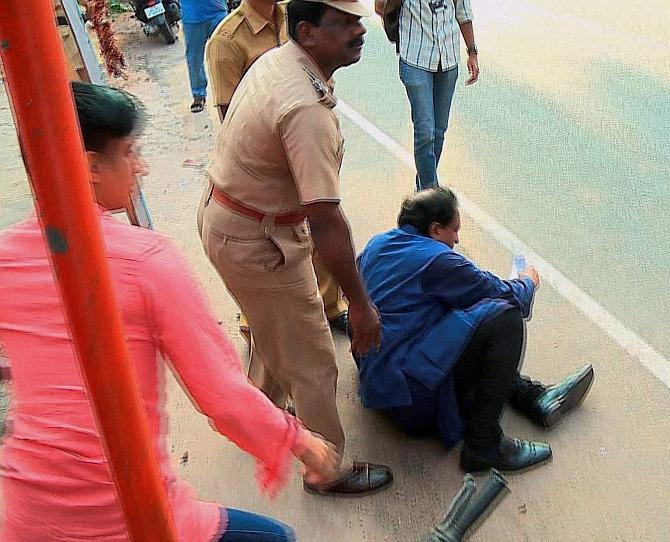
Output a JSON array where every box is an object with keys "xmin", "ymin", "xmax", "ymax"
[
  {"xmin": 399, "ymin": 58, "xmax": 459, "ymax": 191},
  {"xmin": 219, "ymin": 508, "xmax": 296, "ymax": 541},
  {"xmin": 183, "ymin": 14, "xmax": 226, "ymax": 98}
]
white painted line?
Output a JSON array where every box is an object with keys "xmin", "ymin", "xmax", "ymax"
[{"xmin": 337, "ymin": 99, "xmax": 670, "ymax": 390}]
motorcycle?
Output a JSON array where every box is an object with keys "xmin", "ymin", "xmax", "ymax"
[{"xmin": 129, "ymin": 0, "xmax": 181, "ymax": 45}]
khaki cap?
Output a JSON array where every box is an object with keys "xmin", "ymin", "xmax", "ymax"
[{"xmin": 298, "ymin": 0, "xmax": 370, "ymax": 17}]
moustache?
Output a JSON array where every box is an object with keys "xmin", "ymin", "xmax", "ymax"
[{"xmin": 348, "ymin": 37, "xmax": 365, "ymax": 49}]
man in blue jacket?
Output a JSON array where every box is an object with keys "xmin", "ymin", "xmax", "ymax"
[{"xmin": 356, "ymin": 188, "xmax": 594, "ymax": 472}]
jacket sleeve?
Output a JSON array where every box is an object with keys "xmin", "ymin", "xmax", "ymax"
[
  {"xmin": 421, "ymin": 252, "xmax": 536, "ymax": 317},
  {"xmin": 139, "ymin": 237, "xmax": 307, "ymax": 496}
]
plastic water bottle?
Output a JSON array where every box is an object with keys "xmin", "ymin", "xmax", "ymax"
[{"xmin": 509, "ymin": 254, "xmax": 527, "ymax": 279}]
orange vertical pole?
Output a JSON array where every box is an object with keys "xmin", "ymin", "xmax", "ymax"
[{"xmin": 0, "ymin": 3, "xmax": 178, "ymax": 541}]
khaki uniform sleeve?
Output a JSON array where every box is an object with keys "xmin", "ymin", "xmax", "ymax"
[
  {"xmin": 206, "ymin": 34, "xmax": 246, "ymax": 107},
  {"xmin": 279, "ymin": 104, "xmax": 343, "ymax": 205}
]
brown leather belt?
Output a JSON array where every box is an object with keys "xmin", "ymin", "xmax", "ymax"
[{"xmin": 211, "ymin": 186, "xmax": 306, "ymax": 226}]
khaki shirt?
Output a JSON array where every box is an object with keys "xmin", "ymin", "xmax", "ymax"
[
  {"xmin": 205, "ymin": 0, "xmax": 288, "ymax": 107},
  {"xmin": 207, "ymin": 40, "xmax": 344, "ymax": 215}
]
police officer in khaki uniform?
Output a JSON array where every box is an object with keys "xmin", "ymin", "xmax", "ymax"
[
  {"xmin": 205, "ymin": 0, "xmax": 349, "ymax": 346},
  {"xmin": 199, "ymin": 0, "xmax": 393, "ymax": 496},
  {"xmin": 206, "ymin": 0, "xmax": 287, "ymax": 123}
]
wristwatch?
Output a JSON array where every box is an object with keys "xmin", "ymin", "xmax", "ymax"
[{"xmin": 467, "ymin": 44, "xmax": 478, "ymax": 55}]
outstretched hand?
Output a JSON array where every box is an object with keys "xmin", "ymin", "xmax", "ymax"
[
  {"xmin": 519, "ymin": 265, "xmax": 540, "ymax": 287},
  {"xmin": 298, "ymin": 432, "xmax": 340, "ymax": 485}
]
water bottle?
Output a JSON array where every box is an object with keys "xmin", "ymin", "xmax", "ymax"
[{"xmin": 509, "ymin": 254, "xmax": 527, "ymax": 279}]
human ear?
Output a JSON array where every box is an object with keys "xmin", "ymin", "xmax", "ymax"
[
  {"xmin": 297, "ymin": 21, "xmax": 316, "ymax": 47},
  {"xmin": 86, "ymin": 151, "xmax": 102, "ymax": 185}
]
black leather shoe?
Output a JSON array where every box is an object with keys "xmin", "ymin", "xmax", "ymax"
[
  {"xmin": 527, "ymin": 364, "xmax": 594, "ymax": 428},
  {"xmin": 461, "ymin": 436, "xmax": 552, "ymax": 473},
  {"xmin": 303, "ymin": 462, "xmax": 393, "ymax": 497},
  {"xmin": 329, "ymin": 312, "xmax": 349, "ymax": 335}
]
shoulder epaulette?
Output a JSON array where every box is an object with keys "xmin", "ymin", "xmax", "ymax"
[{"xmin": 217, "ymin": 11, "xmax": 245, "ymax": 39}]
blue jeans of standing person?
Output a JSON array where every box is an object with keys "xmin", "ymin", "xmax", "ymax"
[
  {"xmin": 219, "ymin": 508, "xmax": 296, "ymax": 541},
  {"xmin": 183, "ymin": 13, "xmax": 226, "ymax": 99},
  {"xmin": 399, "ymin": 58, "xmax": 459, "ymax": 191}
]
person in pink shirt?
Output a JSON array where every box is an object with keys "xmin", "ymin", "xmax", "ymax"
[{"xmin": 0, "ymin": 81, "xmax": 340, "ymax": 541}]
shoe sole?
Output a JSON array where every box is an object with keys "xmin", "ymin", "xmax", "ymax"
[
  {"xmin": 303, "ymin": 477, "xmax": 394, "ymax": 498},
  {"xmin": 461, "ymin": 452, "xmax": 552, "ymax": 475},
  {"xmin": 543, "ymin": 366, "xmax": 595, "ymax": 429}
]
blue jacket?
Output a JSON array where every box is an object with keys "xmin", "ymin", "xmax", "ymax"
[{"xmin": 356, "ymin": 225, "xmax": 535, "ymax": 413}]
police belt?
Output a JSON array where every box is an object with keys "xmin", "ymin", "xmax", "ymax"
[{"xmin": 211, "ymin": 186, "xmax": 307, "ymax": 226}]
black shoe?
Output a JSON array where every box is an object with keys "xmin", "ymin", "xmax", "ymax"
[
  {"xmin": 431, "ymin": 470, "xmax": 510, "ymax": 541},
  {"xmin": 303, "ymin": 462, "xmax": 393, "ymax": 497},
  {"xmin": 329, "ymin": 312, "xmax": 349, "ymax": 335},
  {"xmin": 461, "ymin": 436, "xmax": 552, "ymax": 473},
  {"xmin": 526, "ymin": 364, "xmax": 594, "ymax": 428}
]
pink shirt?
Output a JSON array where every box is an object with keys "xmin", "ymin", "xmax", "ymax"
[{"xmin": 0, "ymin": 211, "xmax": 306, "ymax": 541}]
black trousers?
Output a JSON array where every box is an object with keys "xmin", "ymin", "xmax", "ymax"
[
  {"xmin": 383, "ymin": 308, "xmax": 544, "ymax": 451},
  {"xmin": 452, "ymin": 308, "xmax": 543, "ymax": 450}
]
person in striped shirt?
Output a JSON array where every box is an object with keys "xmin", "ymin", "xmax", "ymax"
[{"xmin": 397, "ymin": 0, "xmax": 479, "ymax": 190}]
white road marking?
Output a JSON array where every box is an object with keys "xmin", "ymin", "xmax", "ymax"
[{"xmin": 337, "ymin": 99, "xmax": 670, "ymax": 390}]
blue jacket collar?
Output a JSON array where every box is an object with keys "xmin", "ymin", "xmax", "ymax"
[{"xmin": 399, "ymin": 224, "xmax": 427, "ymax": 236}]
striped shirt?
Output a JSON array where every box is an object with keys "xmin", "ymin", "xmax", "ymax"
[{"xmin": 399, "ymin": 0, "xmax": 472, "ymax": 72}]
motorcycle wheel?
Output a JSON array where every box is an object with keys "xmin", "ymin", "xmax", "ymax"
[
  {"xmin": 158, "ymin": 20, "xmax": 176, "ymax": 44},
  {"xmin": 152, "ymin": 13, "xmax": 176, "ymax": 44}
]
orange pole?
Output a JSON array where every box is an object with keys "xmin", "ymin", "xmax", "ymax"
[{"xmin": 0, "ymin": 3, "xmax": 178, "ymax": 541}]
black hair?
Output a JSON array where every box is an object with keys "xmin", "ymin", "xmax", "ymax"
[
  {"xmin": 397, "ymin": 187, "xmax": 459, "ymax": 235},
  {"xmin": 71, "ymin": 81, "xmax": 144, "ymax": 152},
  {"xmin": 287, "ymin": 0, "xmax": 328, "ymax": 41}
]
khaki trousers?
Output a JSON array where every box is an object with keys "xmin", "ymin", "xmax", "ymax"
[
  {"xmin": 198, "ymin": 188, "xmax": 346, "ymax": 454},
  {"xmin": 239, "ymin": 246, "xmax": 348, "ymax": 331}
]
